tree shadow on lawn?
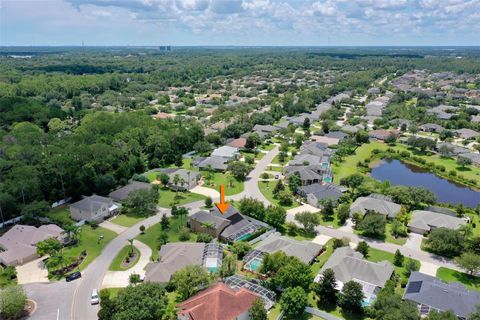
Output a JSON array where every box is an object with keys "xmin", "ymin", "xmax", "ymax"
[
  {"xmin": 315, "ymin": 300, "xmax": 366, "ymax": 320},
  {"xmin": 456, "ymin": 166, "xmax": 472, "ymax": 172}
]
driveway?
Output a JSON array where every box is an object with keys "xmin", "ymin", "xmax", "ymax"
[
  {"xmin": 419, "ymin": 261, "xmax": 439, "ymax": 277},
  {"xmin": 190, "ymin": 185, "xmax": 220, "ymax": 199},
  {"xmin": 24, "ymin": 281, "xmax": 76, "ymax": 320},
  {"xmin": 17, "ymin": 257, "xmax": 49, "ymax": 285},
  {"xmin": 312, "ymin": 234, "xmax": 332, "ymax": 246},
  {"xmin": 404, "ymin": 233, "xmax": 424, "ymax": 251},
  {"xmin": 286, "ymin": 204, "xmax": 319, "ymax": 216},
  {"xmin": 101, "ymin": 240, "xmax": 152, "ymax": 288},
  {"xmin": 339, "ymin": 219, "xmax": 354, "ymax": 233},
  {"xmin": 99, "ymin": 220, "xmax": 128, "ymax": 234}
]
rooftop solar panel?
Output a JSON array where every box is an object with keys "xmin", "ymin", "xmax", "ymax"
[{"xmin": 406, "ymin": 281, "xmax": 423, "ymax": 294}]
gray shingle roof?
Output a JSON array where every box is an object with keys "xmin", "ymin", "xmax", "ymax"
[
  {"xmin": 189, "ymin": 210, "xmax": 231, "ymax": 232},
  {"xmin": 255, "ymin": 232, "xmax": 322, "ymax": 264},
  {"xmin": 403, "ymin": 272, "xmax": 480, "ymax": 319},
  {"xmin": 317, "ymin": 247, "xmax": 394, "ymax": 288},
  {"xmin": 108, "ymin": 181, "xmax": 152, "ymax": 202},
  {"xmin": 350, "ymin": 196, "xmax": 401, "ymax": 218},
  {"xmin": 408, "ymin": 210, "xmax": 466, "ymax": 232},
  {"xmin": 70, "ymin": 195, "xmax": 113, "ymax": 213},
  {"xmin": 300, "ymin": 183, "xmax": 344, "ymax": 202}
]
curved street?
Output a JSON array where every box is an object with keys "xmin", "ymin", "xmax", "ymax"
[{"xmin": 24, "ymin": 144, "xmax": 463, "ymax": 320}]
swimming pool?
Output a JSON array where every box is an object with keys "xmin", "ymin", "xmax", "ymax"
[{"xmin": 244, "ymin": 257, "xmax": 263, "ymax": 272}]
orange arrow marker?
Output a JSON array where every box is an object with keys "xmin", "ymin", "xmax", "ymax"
[{"xmin": 215, "ymin": 185, "xmax": 229, "ymax": 214}]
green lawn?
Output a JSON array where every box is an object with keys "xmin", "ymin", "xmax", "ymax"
[
  {"xmin": 136, "ymin": 217, "xmax": 197, "ymax": 261},
  {"xmin": 258, "ymin": 180, "xmax": 299, "ymax": 209},
  {"xmin": 109, "ymin": 245, "xmax": 141, "ymax": 271},
  {"xmin": 111, "ymin": 214, "xmax": 145, "ymax": 227},
  {"xmin": 102, "ymin": 287, "xmax": 124, "ymax": 299},
  {"xmin": 333, "ymin": 141, "xmax": 388, "ymax": 183},
  {"xmin": 266, "ymin": 165, "xmax": 284, "ymax": 172},
  {"xmin": 272, "ymin": 154, "xmax": 290, "ymax": 165},
  {"xmin": 158, "ymin": 188, "xmax": 206, "ymax": 207},
  {"xmin": 62, "ymin": 225, "xmax": 117, "ymax": 272},
  {"xmin": 202, "ymin": 172, "xmax": 244, "ymax": 196},
  {"xmin": 436, "ymin": 267, "xmax": 480, "ymax": 292},
  {"xmin": 385, "ymin": 223, "xmax": 408, "ymax": 246},
  {"xmin": 45, "ymin": 206, "xmax": 75, "ymax": 228},
  {"xmin": 144, "ymin": 159, "xmax": 196, "ymax": 182},
  {"xmin": 268, "ymin": 304, "xmax": 324, "ymax": 320},
  {"xmin": 318, "ymin": 213, "xmax": 342, "ymax": 229},
  {"xmin": 367, "ymin": 247, "xmax": 420, "ymax": 289},
  {"xmin": 261, "ymin": 144, "xmax": 275, "ymax": 151},
  {"xmin": 311, "ymin": 239, "xmax": 335, "ymax": 275}
]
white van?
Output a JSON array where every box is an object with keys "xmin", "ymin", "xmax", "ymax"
[{"xmin": 90, "ymin": 289, "xmax": 99, "ymax": 305}]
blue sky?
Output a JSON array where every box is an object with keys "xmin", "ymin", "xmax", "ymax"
[{"xmin": 1, "ymin": 0, "xmax": 480, "ymax": 46}]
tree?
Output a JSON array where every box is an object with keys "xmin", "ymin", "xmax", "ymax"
[
  {"xmin": 264, "ymin": 205, "xmax": 286, "ymax": 228},
  {"xmin": 303, "ymin": 117, "xmax": 310, "ymax": 130},
  {"xmin": 456, "ymin": 252, "xmax": 480, "ymax": 276},
  {"xmin": 0, "ymin": 285, "xmax": 27, "ymax": 320},
  {"xmin": 238, "ymin": 197, "xmax": 265, "ymax": 221},
  {"xmin": 425, "ymin": 228, "xmax": 464, "ymax": 257},
  {"xmin": 405, "ymin": 259, "xmax": 418, "ymax": 277},
  {"xmin": 220, "ymin": 253, "xmax": 237, "ymax": 277},
  {"xmin": 157, "ymin": 232, "xmax": 169, "ymax": 247},
  {"xmin": 469, "ymin": 305, "xmax": 480, "ymax": 320},
  {"xmin": 358, "ymin": 213, "xmax": 386, "ymax": 237},
  {"xmin": 36, "ymin": 238, "xmax": 62, "ymax": 256},
  {"xmin": 139, "ymin": 225, "xmax": 145, "ymax": 234},
  {"xmin": 227, "ymin": 161, "xmax": 251, "ymax": 181},
  {"xmin": 337, "ymin": 203, "xmax": 350, "ymax": 224},
  {"xmin": 277, "ymin": 190, "xmax": 294, "ymax": 206},
  {"xmin": 129, "ymin": 273, "xmax": 141, "ymax": 285},
  {"xmin": 170, "ymin": 265, "xmax": 212, "ymax": 300},
  {"xmin": 249, "ymin": 298, "xmax": 267, "ymax": 320},
  {"xmin": 260, "ymin": 251, "xmax": 289, "ymax": 275},
  {"xmin": 393, "ymin": 249, "xmax": 404, "ymax": 267},
  {"xmin": 320, "ymin": 198, "xmax": 335, "ymax": 217},
  {"xmin": 312, "ymin": 268, "xmax": 338, "ymax": 306},
  {"xmin": 101, "ymin": 282, "xmax": 168, "ymax": 320},
  {"xmin": 273, "ymin": 179, "xmax": 285, "ymax": 195},
  {"xmin": 246, "ymin": 133, "xmax": 261, "ymax": 150},
  {"xmin": 273, "ymin": 257, "xmax": 313, "ymax": 291},
  {"xmin": 123, "ymin": 188, "xmax": 159, "ymax": 216},
  {"xmin": 338, "ymin": 280, "xmax": 364, "ymax": 313},
  {"xmin": 356, "ymin": 241, "xmax": 369, "ymax": 257},
  {"xmin": 295, "ymin": 211, "xmax": 319, "ymax": 234},
  {"xmin": 391, "ymin": 219, "xmax": 407, "ymax": 238},
  {"xmin": 372, "ymin": 286, "xmax": 419, "ymax": 320},
  {"xmin": 62, "ymin": 224, "xmax": 81, "ymax": 243},
  {"xmin": 426, "ymin": 310, "xmax": 457, "ymax": 320},
  {"xmin": 230, "ymin": 241, "xmax": 252, "ymax": 259},
  {"xmin": 288, "ymin": 173, "xmax": 302, "ymax": 194},
  {"xmin": 160, "ymin": 213, "xmax": 169, "ymax": 230},
  {"xmin": 280, "ymin": 286, "xmax": 308, "ymax": 318},
  {"xmin": 457, "ymin": 156, "xmax": 472, "ymax": 168},
  {"xmin": 158, "ymin": 173, "xmax": 170, "ymax": 186},
  {"xmin": 204, "ymin": 197, "xmax": 213, "ymax": 208},
  {"xmin": 340, "ymin": 174, "xmax": 364, "ymax": 194},
  {"xmin": 195, "ymin": 232, "xmax": 212, "ymax": 243}
]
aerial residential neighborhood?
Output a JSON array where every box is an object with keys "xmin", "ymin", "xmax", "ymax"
[{"xmin": 1, "ymin": 2, "xmax": 480, "ymax": 320}]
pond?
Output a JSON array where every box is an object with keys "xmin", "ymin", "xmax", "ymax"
[{"xmin": 370, "ymin": 159, "xmax": 480, "ymax": 208}]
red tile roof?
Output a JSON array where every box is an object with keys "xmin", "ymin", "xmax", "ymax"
[
  {"xmin": 177, "ymin": 282, "xmax": 257, "ymax": 320},
  {"xmin": 228, "ymin": 138, "xmax": 247, "ymax": 148}
]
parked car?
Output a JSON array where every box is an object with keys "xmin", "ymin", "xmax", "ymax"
[
  {"xmin": 274, "ymin": 175, "xmax": 279, "ymax": 179},
  {"xmin": 90, "ymin": 289, "xmax": 99, "ymax": 305},
  {"xmin": 66, "ymin": 271, "xmax": 81, "ymax": 282}
]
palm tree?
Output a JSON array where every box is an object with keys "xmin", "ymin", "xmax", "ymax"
[
  {"xmin": 62, "ymin": 224, "xmax": 80, "ymax": 243},
  {"xmin": 127, "ymin": 239, "xmax": 134, "ymax": 256},
  {"xmin": 173, "ymin": 174, "xmax": 180, "ymax": 195}
]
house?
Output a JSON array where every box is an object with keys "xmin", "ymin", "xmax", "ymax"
[
  {"xmin": 188, "ymin": 206, "xmax": 266, "ymax": 243},
  {"xmin": 403, "ymin": 272, "xmax": 480, "ymax": 319},
  {"xmin": 159, "ymin": 168, "xmax": 201, "ymax": 190},
  {"xmin": 408, "ymin": 210, "xmax": 467, "ymax": 234},
  {"xmin": 349, "ymin": 194, "xmax": 401, "ymax": 218},
  {"xmin": 211, "ymin": 146, "xmax": 239, "ymax": 159},
  {"xmin": 69, "ymin": 195, "xmax": 119, "ymax": 222},
  {"xmin": 177, "ymin": 282, "xmax": 257, "ymax": 320},
  {"xmin": 454, "ymin": 128, "xmax": 480, "ymax": 140},
  {"xmin": 314, "ymin": 247, "xmax": 394, "ymax": 306},
  {"xmin": 341, "ymin": 124, "xmax": 364, "ymax": 134},
  {"xmin": 0, "ymin": 224, "xmax": 64, "ymax": 266},
  {"xmin": 144, "ymin": 242, "xmax": 222, "ymax": 284},
  {"xmin": 299, "ymin": 183, "xmax": 346, "ymax": 208},
  {"xmin": 325, "ymin": 131, "xmax": 348, "ymax": 142},
  {"xmin": 196, "ymin": 156, "xmax": 229, "ymax": 171},
  {"xmin": 289, "ymin": 154, "xmax": 323, "ymax": 166},
  {"xmin": 227, "ymin": 137, "xmax": 247, "ymax": 149},
  {"xmin": 458, "ymin": 153, "xmax": 480, "ymax": 167},
  {"xmin": 419, "ymin": 123, "xmax": 445, "ymax": 133},
  {"xmin": 435, "ymin": 142, "xmax": 470, "ymax": 156},
  {"xmin": 368, "ymin": 129, "xmax": 398, "ymax": 142},
  {"xmin": 243, "ymin": 232, "xmax": 322, "ymax": 272},
  {"xmin": 310, "ymin": 135, "xmax": 341, "ymax": 146},
  {"xmin": 252, "ymin": 124, "xmax": 277, "ymax": 138},
  {"xmin": 108, "ymin": 181, "xmax": 153, "ymax": 202},
  {"xmin": 299, "ymin": 141, "xmax": 334, "ymax": 158}
]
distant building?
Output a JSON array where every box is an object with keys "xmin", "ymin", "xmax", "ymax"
[
  {"xmin": 349, "ymin": 194, "xmax": 401, "ymax": 219},
  {"xmin": 108, "ymin": 181, "xmax": 153, "ymax": 202},
  {"xmin": 408, "ymin": 210, "xmax": 467, "ymax": 234}
]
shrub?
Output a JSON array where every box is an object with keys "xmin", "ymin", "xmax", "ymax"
[
  {"xmin": 179, "ymin": 228, "xmax": 191, "ymax": 241},
  {"xmin": 449, "ymin": 170, "xmax": 457, "ymax": 176},
  {"xmin": 196, "ymin": 233, "xmax": 213, "ymax": 243}
]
